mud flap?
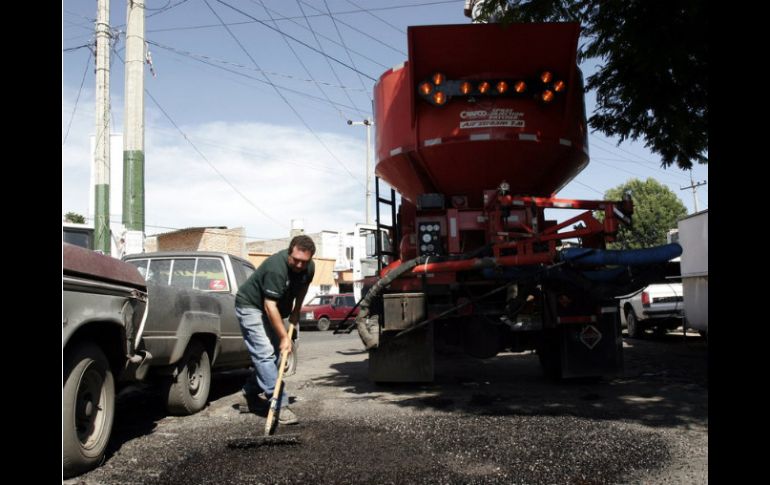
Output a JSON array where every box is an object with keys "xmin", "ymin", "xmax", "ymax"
[
  {"xmin": 559, "ymin": 306, "xmax": 623, "ymax": 378},
  {"xmin": 368, "ymin": 323, "xmax": 434, "ymax": 383}
]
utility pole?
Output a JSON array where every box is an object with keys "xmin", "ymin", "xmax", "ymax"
[
  {"xmin": 680, "ymin": 170, "xmax": 707, "ymax": 213},
  {"xmin": 94, "ymin": 0, "xmax": 111, "ymax": 254},
  {"xmin": 123, "ymin": 0, "xmax": 146, "ymax": 255},
  {"xmin": 347, "ymin": 118, "xmax": 373, "ymax": 224}
]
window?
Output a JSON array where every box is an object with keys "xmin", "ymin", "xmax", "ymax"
[
  {"xmin": 195, "ymin": 258, "xmax": 229, "ymax": 291},
  {"xmin": 170, "ymin": 259, "xmax": 196, "ymax": 289},
  {"xmin": 345, "ymin": 296, "xmax": 356, "ymax": 306},
  {"xmin": 147, "ymin": 259, "xmax": 172, "ymax": 285},
  {"xmin": 319, "ymin": 284, "xmax": 331, "ymax": 294}
]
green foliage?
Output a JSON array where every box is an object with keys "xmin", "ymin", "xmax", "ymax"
[
  {"xmin": 474, "ymin": 0, "xmax": 707, "ymax": 170},
  {"xmin": 64, "ymin": 211, "xmax": 86, "ymax": 224},
  {"xmin": 602, "ymin": 178, "xmax": 688, "ymax": 249}
]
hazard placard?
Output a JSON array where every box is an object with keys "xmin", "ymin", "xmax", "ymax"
[{"xmin": 580, "ymin": 325, "xmax": 602, "ymax": 349}]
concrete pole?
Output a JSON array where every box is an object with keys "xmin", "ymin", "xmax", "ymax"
[
  {"xmin": 94, "ymin": 0, "xmax": 111, "ymax": 254},
  {"xmin": 347, "ymin": 118, "xmax": 373, "ymax": 224},
  {"xmin": 123, "ymin": 0, "xmax": 146, "ymax": 254}
]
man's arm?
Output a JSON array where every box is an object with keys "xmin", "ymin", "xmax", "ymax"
[
  {"xmin": 263, "ymin": 298, "xmax": 292, "ymax": 354},
  {"xmin": 288, "ymin": 286, "xmax": 309, "ymax": 325}
]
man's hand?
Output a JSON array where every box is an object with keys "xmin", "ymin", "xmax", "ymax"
[{"xmin": 279, "ymin": 335, "xmax": 292, "ymax": 354}]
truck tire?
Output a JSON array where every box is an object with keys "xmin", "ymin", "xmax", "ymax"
[
  {"xmin": 626, "ymin": 310, "xmax": 643, "ymax": 339},
  {"xmin": 317, "ymin": 317, "xmax": 331, "ymax": 331},
  {"xmin": 63, "ymin": 343, "xmax": 115, "ymax": 478},
  {"xmin": 166, "ymin": 340, "xmax": 211, "ymax": 415}
]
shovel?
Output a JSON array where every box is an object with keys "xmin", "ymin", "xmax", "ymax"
[
  {"xmin": 227, "ymin": 322, "xmax": 300, "ymax": 449},
  {"xmin": 264, "ymin": 322, "xmax": 295, "ymax": 436}
]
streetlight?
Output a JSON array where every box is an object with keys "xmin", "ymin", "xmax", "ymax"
[{"xmin": 347, "ymin": 118, "xmax": 373, "ymax": 224}]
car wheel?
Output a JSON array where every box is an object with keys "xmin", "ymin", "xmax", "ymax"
[
  {"xmin": 166, "ymin": 340, "xmax": 211, "ymax": 415},
  {"xmin": 63, "ymin": 343, "xmax": 115, "ymax": 478},
  {"xmin": 317, "ymin": 317, "xmax": 331, "ymax": 331},
  {"xmin": 626, "ymin": 310, "xmax": 643, "ymax": 339}
]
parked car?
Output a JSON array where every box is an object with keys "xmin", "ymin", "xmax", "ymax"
[
  {"xmin": 618, "ymin": 280, "xmax": 684, "ymax": 338},
  {"xmin": 300, "ymin": 293, "xmax": 359, "ymax": 331},
  {"xmin": 63, "ymin": 243, "xmax": 151, "ymax": 478},
  {"xmin": 123, "ymin": 251, "xmax": 298, "ymax": 415}
]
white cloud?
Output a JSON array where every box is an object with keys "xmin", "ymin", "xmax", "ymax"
[{"xmin": 63, "ymin": 108, "xmax": 371, "ymax": 242}]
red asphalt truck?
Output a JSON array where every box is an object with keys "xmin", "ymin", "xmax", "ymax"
[{"xmin": 350, "ymin": 22, "xmax": 681, "ymax": 382}]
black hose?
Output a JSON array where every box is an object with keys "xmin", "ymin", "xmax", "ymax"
[{"xmin": 355, "ymin": 256, "xmax": 426, "ymax": 349}]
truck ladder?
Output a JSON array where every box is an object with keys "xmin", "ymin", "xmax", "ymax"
[{"xmin": 375, "ymin": 176, "xmax": 399, "ymax": 271}]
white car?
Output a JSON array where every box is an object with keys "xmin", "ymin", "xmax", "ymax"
[{"xmin": 617, "ymin": 280, "xmax": 684, "ymax": 338}]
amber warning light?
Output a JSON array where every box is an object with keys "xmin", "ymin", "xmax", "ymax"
[{"xmin": 417, "ymin": 71, "xmax": 567, "ymax": 106}]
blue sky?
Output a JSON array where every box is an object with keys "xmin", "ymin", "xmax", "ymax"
[{"xmin": 62, "ymin": 0, "xmax": 708, "ymax": 242}]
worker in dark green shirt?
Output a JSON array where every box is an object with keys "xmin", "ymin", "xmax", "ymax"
[{"xmin": 235, "ymin": 235, "xmax": 316, "ymax": 424}]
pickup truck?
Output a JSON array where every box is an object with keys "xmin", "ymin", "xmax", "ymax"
[
  {"xmin": 63, "ymin": 243, "xmax": 152, "ymax": 478},
  {"xmin": 123, "ymin": 251, "xmax": 297, "ymax": 415},
  {"xmin": 618, "ymin": 280, "xmax": 684, "ymax": 338}
]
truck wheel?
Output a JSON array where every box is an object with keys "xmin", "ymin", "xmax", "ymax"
[
  {"xmin": 166, "ymin": 340, "xmax": 211, "ymax": 415},
  {"xmin": 63, "ymin": 343, "xmax": 115, "ymax": 478},
  {"xmin": 317, "ymin": 317, "xmax": 331, "ymax": 331},
  {"xmin": 626, "ymin": 311, "xmax": 643, "ymax": 339}
]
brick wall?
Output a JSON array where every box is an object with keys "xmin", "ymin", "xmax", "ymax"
[{"xmin": 154, "ymin": 227, "xmax": 246, "ymax": 257}]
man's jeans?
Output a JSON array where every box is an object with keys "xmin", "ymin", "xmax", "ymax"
[{"xmin": 235, "ymin": 306, "xmax": 289, "ymax": 408}]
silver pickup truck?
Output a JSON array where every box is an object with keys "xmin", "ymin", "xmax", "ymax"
[
  {"xmin": 123, "ymin": 251, "xmax": 298, "ymax": 415},
  {"xmin": 618, "ymin": 280, "xmax": 684, "ymax": 338},
  {"xmin": 63, "ymin": 243, "xmax": 151, "ymax": 478}
]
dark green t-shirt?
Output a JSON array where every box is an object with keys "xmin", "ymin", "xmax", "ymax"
[{"xmin": 235, "ymin": 249, "xmax": 315, "ymax": 317}]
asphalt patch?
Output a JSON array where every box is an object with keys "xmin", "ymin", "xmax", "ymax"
[{"xmin": 144, "ymin": 415, "xmax": 669, "ymax": 485}]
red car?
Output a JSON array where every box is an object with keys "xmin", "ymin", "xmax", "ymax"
[{"xmin": 300, "ymin": 293, "xmax": 359, "ymax": 331}]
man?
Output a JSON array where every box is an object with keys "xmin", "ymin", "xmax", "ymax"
[{"xmin": 235, "ymin": 235, "xmax": 316, "ymax": 424}]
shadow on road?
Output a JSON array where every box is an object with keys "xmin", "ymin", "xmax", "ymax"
[
  {"xmin": 105, "ymin": 369, "xmax": 250, "ymax": 460},
  {"xmin": 315, "ymin": 333, "xmax": 707, "ymax": 430}
]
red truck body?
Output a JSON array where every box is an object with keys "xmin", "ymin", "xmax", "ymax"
[{"xmin": 355, "ymin": 23, "xmax": 680, "ymax": 383}]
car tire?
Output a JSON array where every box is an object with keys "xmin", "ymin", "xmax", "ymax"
[
  {"xmin": 166, "ymin": 340, "xmax": 211, "ymax": 415},
  {"xmin": 626, "ymin": 310, "xmax": 643, "ymax": 339},
  {"xmin": 63, "ymin": 343, "xmax": 115, "ymax": 478},
  {"xmin": 317, "ymin": 317, "xmax": 331, "ymax": 331}
]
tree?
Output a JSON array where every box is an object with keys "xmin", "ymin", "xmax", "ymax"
[
  {"xmin": 64, "ymin": 212, "xmax": 86, "ymax": 224},
  {"xmin": 602, "ymin": 178, "xmax": 687, "ymax": 249},
  {"xmin": 474, "ymin": 0, "xmax": 707, "ymax": 170}
]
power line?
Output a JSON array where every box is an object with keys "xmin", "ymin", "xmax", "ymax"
[
  {"xmin": 63, "ymin": 43, "xmax": 95, "ymax": 52},
  {"xmin": 323, "ymin": 0, "xmax": 372, "ymax": 104},
  {"xmin": 214, "ymin": 0, "xmax": 377, "ymax": 81},
  {"xmin": 147, "ymin": 16, "xmax": 390, "ymax": 70},
  {"xmin": 252, "ymin": 0, "xmax": 350, "ymax": 121},
  {"xmin": 570, "ymin": 179, "xmax": 605, "ymax": 196},
  {"xmin": 145, "ymin": 39, "xmax": 370, "ymax": 115},
  {"xmin": 293, "ymin": 0, "xmax": 368, "ymax": 118},
  {"xmin": 343, "ymin": 0, "xmax": 405, "ymax": 34},
  {"xmin": 299, "ymin": 0, "xmax": 407, "ymax": 56},
  {"xmin": 63, "ymin": 49, "xmax": 92, "ymax": 146},
  {"xmin": 204, "ymin": 0, "xmax": 366, "ymax": 189}
]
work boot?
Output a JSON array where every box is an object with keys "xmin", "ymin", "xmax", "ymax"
[
  {"xmin": 278, "ymin": 407, "xmax": 299, "ymax": 425},
  {"xmin": 238, "ymin": 391, "xmax": 268, "ymax": 414}
]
